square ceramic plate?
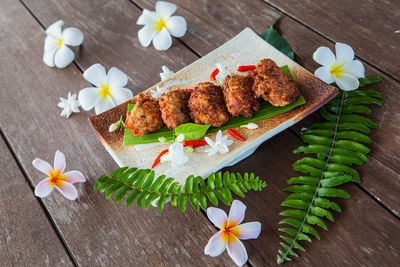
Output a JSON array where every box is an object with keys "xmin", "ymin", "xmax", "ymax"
[{"xmin": 89, "ymin": 28, "xmax": 338, "ymax": 184}]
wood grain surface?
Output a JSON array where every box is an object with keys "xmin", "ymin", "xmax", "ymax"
[
  {"xmin": 1, "ymin": 0, "xmax": 399, "ymax": 266},
  {"xmin": 0, "ymin": 137, "xmax": 73, "ymax": 266}
]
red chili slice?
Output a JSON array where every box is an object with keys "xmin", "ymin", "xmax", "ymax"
[
  {"xmin": 210, "ymin": 68, "xmax": 219, "ymax": 81},
  {"xmin": 184, "ymin": 89, "xmax": 194, "ymax": 93},
  {"xmin": 183, "ymin": 140, "xmax": 208, "ymax": 147},
  {"xmin": 237, "ymin": 65, "xmax": 256, "ymax": 72},
  {"xmin": 151, "ymin": 149, "xmax": 169, "ymax": 169},
  {"xmin": 228, "ymin": 129, "xmax": 245, "ymax": 141}
]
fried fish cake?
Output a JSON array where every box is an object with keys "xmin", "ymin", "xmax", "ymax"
[
  {"xmin": 250, "ymin": 59, "xmax": 299, "ymax": 106},
  {"xmin": 222, "ymin": 75, "xmax": 259, "ymax": 118},
  {"xmin": 125, "ymin": 93, "xmax": 163, "ymax": 137},
  {"xmin": 160, "ymin": 90, "xmax": 191, "ymax": 129},
  {"xmin": 188, "ymin": 82, "xmax": 230, "ymax": 127}
]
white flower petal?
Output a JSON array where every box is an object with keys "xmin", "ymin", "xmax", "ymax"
[
  {"xmin": 204, "ymin": 231, "xmax": 227, "ymax": 257},
  {"xmin": 64, "ymin": 170, "xmax": 86, "ymax": 184},
  {"xmin": 137, "ymin": 9, "xmax": 157, "ymax": 25},
  {"xmin": 206, "ymin": 207, "xmax": 228, "ymax": 229},
  {"xmin": 231, "ymin": 222, "xmax": 261, "ymax": 240},
  {"xmin": 83, "ymin": 63, "xmax": 107, "ymax": 87},
  {"xmin": 54, "ymin": 45, "xmax": 74, "ymax": 68},
  {"xmin": 43, "ymin": 48, "xmax": 57, "ymax": 67},
  {"xmin": 34, "ymin": 179, "xmax": 54, "ymax": 198},
  {"xmin": 110, "ymin": 87, "xmax": 133, "ymax": 105},
  {"xmin": 78, "ymin": 87, "xmax": 101, "ymax": 111},
  {"xmin": 166, "ymin": 16, "xmax": 187, "ymax": 37},
  {"xmin": 62, "ymin": 27, "xmax": 84, "ymax": 46},
  {"xmin": 335, "ymin": 42, "xmax": 354, "ymax": 63},
  {"xmin": 53, "ymin": 150, "xmax": 66, "ymax": 173},
  {"xmin": 156, "ymin": 1, "xmax": 177, "ymax": 19},
  {"xmin": 226, "ymin": 235, "xmax": 248, "ymax": 266},
  {"xmin": 138, "ymin": 25, "xmax": 157, "ymax": 47},
  {"xmin": 152, "ymin": 27, "xmax": 172, "ymax": 51},
  {"xmin": 55, "ymin": 182, "xmax": 78, "ymax": 200},
  {"xmin": 46, "ymin": 20, "xmax": 64, "ymax": 39},
  {"xmin": 342, "ymin": 60, "xmax": 365, "ymax": 78},
  {"xmin": 44, "ymin": 36, "xmax": 59, "ymax": 52},
  {"xmin": 94, "ymin": 97, "xmax": 115, "ymax": 114},
  {"xmin": 107, "ymin": 67, "xmax": 128, "ymax": 88},
  {"xmin": 228, "ymin": 200, "xmax": 246, "ymax": 226},
  {"xmin": 32, "ymin": 158, "xmax": 53, "ymax": 175},
  {"xmin": 314, "ymin": 66, "xmax": 335, "ymax": 84},
  {"xmin": 335, "ymin": 73, "xmax": 360, "ymax": 91},
  {"xmin": 313, "ymin": 46, "xmax": 336, "ymax": 66}
]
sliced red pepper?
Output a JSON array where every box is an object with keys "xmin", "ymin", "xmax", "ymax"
[
  {"xmin": 184, "ymin": 89, "xmax": 194, "ymax": 93},
  {"xmin": 210, "ymin": 68, "xmax": 219, "ymax": 81},
  {"xmin": 237, "ymin": 65, "xmax": 256, "ymax": 72},
  {"xmin": 183, "ymin": 140, "xmax": 208, "ymax": 147},
  {"xmin": 151, "ymin": 149, "xmax": 169, "ymax": 169},
  {"xmin": 228, "ymin": 129, "xmax": 245, "ymax": 141}
]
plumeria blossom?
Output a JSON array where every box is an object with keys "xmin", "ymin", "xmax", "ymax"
[
  {"xmin": 33, "ymin": 150, "xmax": 86, "ymax": 200},
  {"xmin": 137, "ymin": 1, "xmax": 187, "ymax": 51},
  {"xmin": 205, "ymin": 200, "xmax": 261, "ymax": 266},
  {"xmin": 215, "ymin": 63, "xmax": 230, "ymax": 83},
  {"xmin": 58, "ymin": 92, "xmax": 80, "ymax": 118},
  {"xmin": 78, "ymin": 64, "xmax": 133, "ymax": 114},
  {"xmin": 161, "ymin": 142, "xmax": 188, "ymax": 167},
  {"xmin": 204, "ymin": 130, "xmax": 234, "ymax": 156},
  {"xmin": 160, "ymin": 65, "xmax": 175, "ymax": 81},
  {"xmin": 313, "ymin": 43, "xmax": 365, "ymax": 91},
  {"xmin": 43, "ymin": 20, "xmax": 84, "ymax": 68}
]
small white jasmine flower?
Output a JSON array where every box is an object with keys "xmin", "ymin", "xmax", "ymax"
[
  {"xmin": 58, "ymin": 92, "xmax": 80, "ymax": 118},
  {"xmin": 33, "ymin": 150, "xmax": 86, "ymax": 200},
  {"xmin": 43, "ymin": 20, "xmax": 84, "ymax": 68},
  {"xmin": 204, "ymin": 200, "xmax": 261, "ymax": 266},
  {"xmin": 137, "ymin": 1, "xmax": 187, "ymax": 51},
  {"xmin": 313, "ymin": 42, "xmax": 365, "ymax": 91},
  {"xmin": 176, "ymin": 133, "xmax": 185, "ymax": 143},
  {"xmin": 215, "ymin": 63, "xmax": 230, "ymax": 83},
  {"xmin": 160, "ymin": 142, "xmax": 188, "ymax": 168},
  {"xmin": 78, "ymin": 64, "xmax": 133, "ymax": 114},
  {"xmin": 160, "ymin": 65, "xmax": 175, "ymax": 81},
  {"xmin": 109, "ymin": 116, "xmax": 125, "ymax": 132},
  {"xmin": 240, "ymin": 123, "xmax": 258, "ymax": 130},
  {"xmin": 204, "ymin": 130, "xmax": 234, "ymax": 156},
  {"xmin": 151, "ymin": 85, "xmax": 168, "ymax": 99},
  {"xmin": 158, "ymin": 136, "xmax": 169, "ymax": 143}
]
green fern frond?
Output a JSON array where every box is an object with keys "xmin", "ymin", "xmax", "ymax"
[
  {"xmin": 94, "ymin": 169, "xmax": 267, "ymax": 213},
  {"xmin": 277, "ymin": 76, "xmax": 384, "ymax": 264}
]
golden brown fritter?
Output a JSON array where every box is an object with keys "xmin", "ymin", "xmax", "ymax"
[
  {"xmin": 159, "ymin": 90, "xmax": 191, "ymax": 129},
  {"xmin": 249, "ymin": 59, "xmax": 299, "ymax": 106},
  {"xmin": 125, "ymin": 93, "xmax": 163, "ymax": 137},
  {"xmin": 188, "ymin": 82, "xmax": 230, "ymax": 127},
  {"xmin": 222, "ymin": 75, "xmax": 259, "ymax": 118}
]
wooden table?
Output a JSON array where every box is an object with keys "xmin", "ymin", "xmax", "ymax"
[{"xmin": 1, "ymin": 0, "xmax": 399, "ymax": 266}]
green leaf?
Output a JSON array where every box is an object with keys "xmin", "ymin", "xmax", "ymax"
[
  {"xmin": 174, "ymin": 123, "xmax": 210, "ymax": 141},
  {"xmin": 358, "ymin": 75, "xmax": 383, "ymax": 87},
  {"xmin": 259, "ymin": 26, "xmax": 294, "ymax": 59}
]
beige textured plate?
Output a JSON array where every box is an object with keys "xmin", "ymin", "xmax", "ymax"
[{"xmin": 89, "ymin": 28, "xmax": 338, "ymax": 184}]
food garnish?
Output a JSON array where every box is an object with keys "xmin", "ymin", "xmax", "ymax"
[
  {"xmin": 237, "ymin": 65, "xmax": 256, "ymax": 72},
  {"xmin": 209, "ymin": 68, "xmax": 219, "ymax": 81},
  {"xmin": 227, "ymin": 129, "xmax": 245, "ymax": 141}
]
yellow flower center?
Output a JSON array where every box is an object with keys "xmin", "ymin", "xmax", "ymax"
[
  {"xmin": 220, "ymin": 220, "xmax": 240, "ymax": 242},
  {"xmin": 57, "ymin": 38, "xmax": 63, "ymax": 48},
  {"xmin": 330, "ymin": 64, "xmax": 344, "ymax": 78},
  {"xmin": 48, "ymin": 169, "xmax": 66, "ymax": 187},
  {"xmin": 99, "ymin": 85, "xmax": 111, "ymax": 98},
  {"xmin": 155, "ymin": 19, "xmax": 167, "ymax": 31}
]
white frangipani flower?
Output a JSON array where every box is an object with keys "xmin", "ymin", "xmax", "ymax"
[
  {"xmin": 137, "ymin": 1, "xmax": 187, "ymax": 51},
  {"xmin": 58, "ymin": 92, "xmax": 80, "ymax": 118},
  {"xmin": 161, "ymin": 142, "xmax": 188, "ymax": 167},
  {"xmin": 43, "ymin": 20, "xmax": 84, "ymax": 68},
  {"xmin": 151, "ymin": 85, "xmax": 168, "ymax": 99},
  {"xmin": 204, "ymin": 130, "xmax": 234, "ymax": 156},
  {"xmin": 313, "ymin": 43, "xmax": 365, "ymax": 91},
  {"xmin": 215, "ymin": 63, "xmax": 230, "ymax": 83},
  {"xmin": 78, "ymin": 64, "xmax": 133, "ymax": 114},
  {"xmin": 160, "ymin": 65, "xmax": 175, "ymax": 81}
]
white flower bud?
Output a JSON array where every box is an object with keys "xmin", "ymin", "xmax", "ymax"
[
  {"xmin": 240, "ymin": 123, "xmax": 259, "ymax": 129},
  {"xmin": 176, "ymin": 134, "xmax": 185, "ymax": 143},
  {"xmin": 109, "ymin": 122, "xmax": 120, "ymax": 132}
]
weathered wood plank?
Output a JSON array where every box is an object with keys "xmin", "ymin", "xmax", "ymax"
[
  {"xmin": 132, "ymin": 0, "xmax": 400, "ymax": 217},
  {"xmin": 0, "ymin": 1, "xmax": 233, "ymax": 265},
  {"xmin": 0, "ymin": 136, "xmax": 73, "ymax": 266},
  {"xmin": 225, "ymin": 131, "xmax": 400, "ymax": 266},
  {"xmin": 263, "ymin": 0, "xmax": 400, "ymax": 81}
]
